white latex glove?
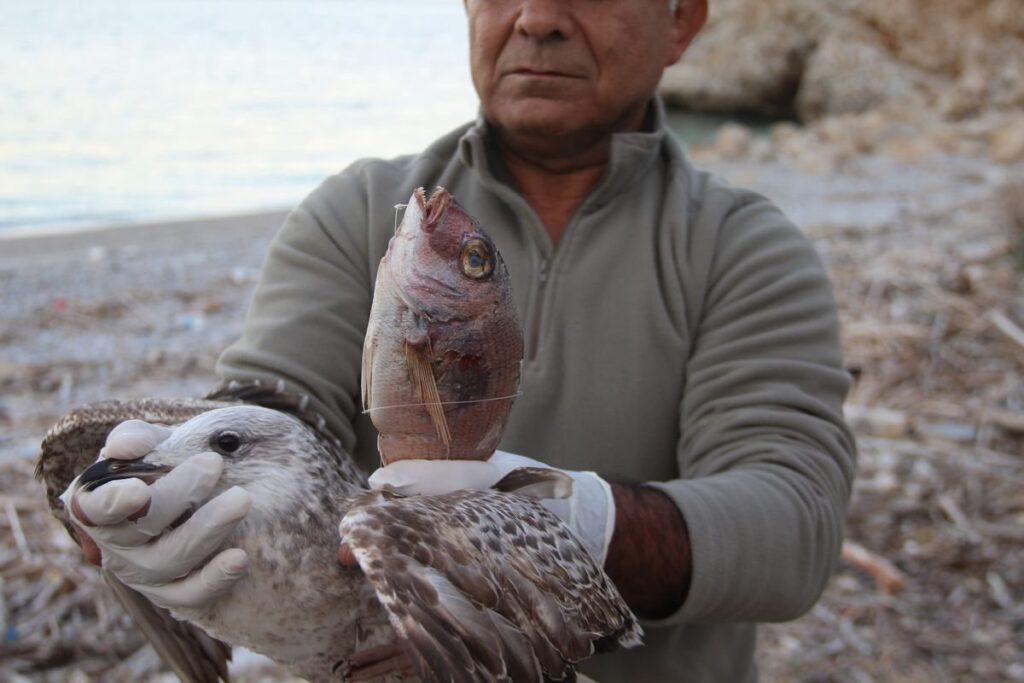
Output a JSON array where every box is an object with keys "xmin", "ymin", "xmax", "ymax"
[
  {"xmin": 368, "ymin": 450, "xmax": 616, "ymax": 564},
  {"xmin": 62, "ymin": 420, "xmax": 251, "ymax": 610}
]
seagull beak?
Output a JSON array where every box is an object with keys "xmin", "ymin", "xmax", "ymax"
[{"xmin": 78, "ymin": 458, "xmax": 171, "ymax": 492}]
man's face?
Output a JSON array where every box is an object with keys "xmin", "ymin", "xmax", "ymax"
[{"xmin": 464, "ymin": 0, "xmax": 705, "ymax": 150}]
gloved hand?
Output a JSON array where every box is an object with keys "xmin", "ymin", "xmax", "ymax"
[
  {"xmin": 62, "ymin": 420, "xmax": 252, "ymax": 610},
  {"xmin": 367, "ymin": 451, "xmax": 616, "ymax": 564}
]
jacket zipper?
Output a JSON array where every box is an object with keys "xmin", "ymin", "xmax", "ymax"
[
  {"xmin": 484, "ymin": 177, "xmax": 594, "ymax": 368},
  {"xmin": 525, "ymin": 257, "xmax": 548, "ymax": 363}
]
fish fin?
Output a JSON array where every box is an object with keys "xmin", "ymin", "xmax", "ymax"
[{"xmin": 404, "ymin": 340, "xmax": 451, "ymax": 447}]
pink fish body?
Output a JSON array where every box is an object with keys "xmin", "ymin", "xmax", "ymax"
[{"xmin": 362, "ymin": 187, "xmax": 523, "ymax": 463}]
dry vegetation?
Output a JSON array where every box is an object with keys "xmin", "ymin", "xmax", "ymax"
[
  {"xmin": 758, "ymin": 180, "xmax": 1024, "ymax": 683},
  {"xmin": 1, "ymin": 173, "xmax": 1021, "ymax": 681}
]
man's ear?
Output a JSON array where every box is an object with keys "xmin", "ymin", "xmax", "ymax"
[{"xmin": 666, "ymin": 0, "xmax": 708, "ymax": 66}]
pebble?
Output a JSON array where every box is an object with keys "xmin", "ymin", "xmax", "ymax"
[
  {"xmin": 990, "ymin": 116, "xmax": 1024, "ymax": 163},
  {"xmin": 916, "ymin": 420, "xmax": 978, "ymax": 444},
  {"xmin": 713, "ymin": 123, "xmax": 753, "ymax": 159}
]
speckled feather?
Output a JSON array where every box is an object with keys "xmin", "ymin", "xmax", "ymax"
[
  {"xmin": 39, "ymin": 398, "xmax": 642, "ymax": 682},
  {"xmin": 341, "ymin": 489, "xmax": 643, "ymax": 683}
]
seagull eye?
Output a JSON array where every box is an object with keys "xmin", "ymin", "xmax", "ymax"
[{"xmin": 211, "ymin": 431, "xmax": 242, "ymax": 455}]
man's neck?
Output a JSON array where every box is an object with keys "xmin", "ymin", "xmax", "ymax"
[
  {"xmin": 499, "ymin": 143, "xmax": 607, "ymax": 247},
  {"xmin": 492, "ymin": 102, "xmax": 654, "ymax": 246}
]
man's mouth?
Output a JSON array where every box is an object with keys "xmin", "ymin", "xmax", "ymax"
[{"xmin": 507, "ymin": 67, "xmax": 580, "ymax": 80}]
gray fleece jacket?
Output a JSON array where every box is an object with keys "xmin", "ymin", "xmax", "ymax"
[{"xmin": 215, "ymin": 99, "xmax": 856, "ymax": 682}]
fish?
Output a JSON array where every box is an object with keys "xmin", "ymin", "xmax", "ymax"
[
  {"xmin": 362, "ymin": 187, "xmax": 524, "ymax": 463},
  {"xmin": 37, "ymin": 188, "xmax": 641, "ymax": 683}
]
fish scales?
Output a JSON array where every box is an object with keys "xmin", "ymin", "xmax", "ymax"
[{"xmin": 362, "ymin": 187, "xmax": 524, "ymax": 463}]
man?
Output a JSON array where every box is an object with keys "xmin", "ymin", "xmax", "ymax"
[{"xmin": 69, "ymin": 0, "xmax": 856, "ymax": 680}]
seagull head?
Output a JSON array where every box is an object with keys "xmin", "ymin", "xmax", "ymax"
[{"xmin": 78, "ymin": 405, "xmax": 345, "ymax": 519}]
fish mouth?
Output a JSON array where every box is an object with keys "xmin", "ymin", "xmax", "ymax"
[
  {"xmin": 421, "ymin": 187, "xmax": 452, "ymax": 234},
  {"xmin": 78, "ymin": 458, "xmax": 171, "ymax": 492}
]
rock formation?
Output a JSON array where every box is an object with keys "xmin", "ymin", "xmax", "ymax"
[{"xmin": 661, "ymin": 0, "xmax": 1024, "ymax": 122}]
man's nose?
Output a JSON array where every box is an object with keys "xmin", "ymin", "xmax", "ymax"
[{"xmin": 514, "ymin": 0, "xmax": 576, "ymax": 41}]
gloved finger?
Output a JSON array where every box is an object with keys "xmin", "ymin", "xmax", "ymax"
[
  {"xmin": 571, "ymin": 473, "xmax": 616, "ymax": 564},
  {"xmin": 101, "ymin": 420, "xmax": 175, "ymax": 461},
  {"xmin": 68, "ymin": 478, "xmax": 151, "ymax": 527},
  {"xmin": 368, "ymin": 459, "xmax": 504, "ymax": 495},
  {"xmin": 105, "ymin": 486, "xmax": 251, "ymax": 584},
  {"xmin": 81, "ymin": 452, "xmax": 225, "ymax": 547},
  {"xmin": 132, "ymin": 547, "xmax": 250, "ymax": 610},
  {"xmin": 132, "ymin": 451, "xmax": 225, "ymax": 537}
]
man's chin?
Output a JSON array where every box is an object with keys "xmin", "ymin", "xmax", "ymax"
[{"xmin": 487, "ymin": 99, "xmax": 592, "ymax": 141}]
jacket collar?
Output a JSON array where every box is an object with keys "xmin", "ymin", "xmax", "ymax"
[{"xmin": 457, "ymin": 96, "xmax": 670, "ymax": 207}]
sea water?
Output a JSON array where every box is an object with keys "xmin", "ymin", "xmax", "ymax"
[
  {"xmin": 0, "ymin": 0, "xmax": 477, "ymax": 235},
  {"xmin": 0, "ymin": 0, "xmax": 740, "ymax": 237}
]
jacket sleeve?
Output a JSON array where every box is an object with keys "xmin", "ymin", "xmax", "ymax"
[
  {"xmin": 647, "ymin": 187, "xmax": 856, "ymax": 625},
  {"xmin": 213, "ymin": 168, "xmax": 375, "ymax": 459}
]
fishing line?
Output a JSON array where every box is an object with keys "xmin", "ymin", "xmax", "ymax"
[
  {"xmin": 362, "ymin": 392, "xmax": 523, "ymax": 414},
  {"xmin": 393, "ymin": 203, "xmax": 407, "ymax": 232}
]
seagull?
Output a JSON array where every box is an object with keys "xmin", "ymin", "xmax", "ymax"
[{"xmin": 38, "ymin": 398, "xmax": 642, "ymax": 682}]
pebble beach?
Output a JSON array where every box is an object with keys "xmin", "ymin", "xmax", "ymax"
[
  {"xmin": 4, "ymin": 0, "xmax": 1024, "ymax": 679},
  {"xmin": 2, "ymin": 142, "xmax": 1022, "ymax": 680}
]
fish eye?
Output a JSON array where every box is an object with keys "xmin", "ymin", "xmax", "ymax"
[
  {"xmin": 211, "ymin": 431, "xmax": 243, "ymax": 455},
  {"xmin": 460, "ymin": 238, "xmax": 494, "ymax": 280}
]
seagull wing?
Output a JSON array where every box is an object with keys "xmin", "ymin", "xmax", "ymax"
[
  {"xmin": 37, "ymin": 398, "xmax": 236, "ymax": 683},
  {"xmin": 340, "ymin": 489, "xmax": 643, "ymax": 683},
  {"xmin": 104, "ymin": 571, "xmax": 232, "ymax": 683}
]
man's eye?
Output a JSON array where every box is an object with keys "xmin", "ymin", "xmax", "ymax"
[{"xmin": 212, "ymin": 431, "xmax": 243, "ymax": 454}]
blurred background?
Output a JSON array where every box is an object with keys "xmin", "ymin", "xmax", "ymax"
[
  {"xmin": 1, "ymin": 1, "xmax": 1022, "ymax": 681},
  {"xmin": 0, "ymin": 0, "xmax": 477, "ymax": 234}
]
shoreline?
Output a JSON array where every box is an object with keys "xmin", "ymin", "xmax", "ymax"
[
  {"xmin": 1, "ymin": 207, "xmax": 290, "ymax": 461},
  {"xmin": 0, "ymin": 209, "xmax": 290, "ymax": 263}
]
